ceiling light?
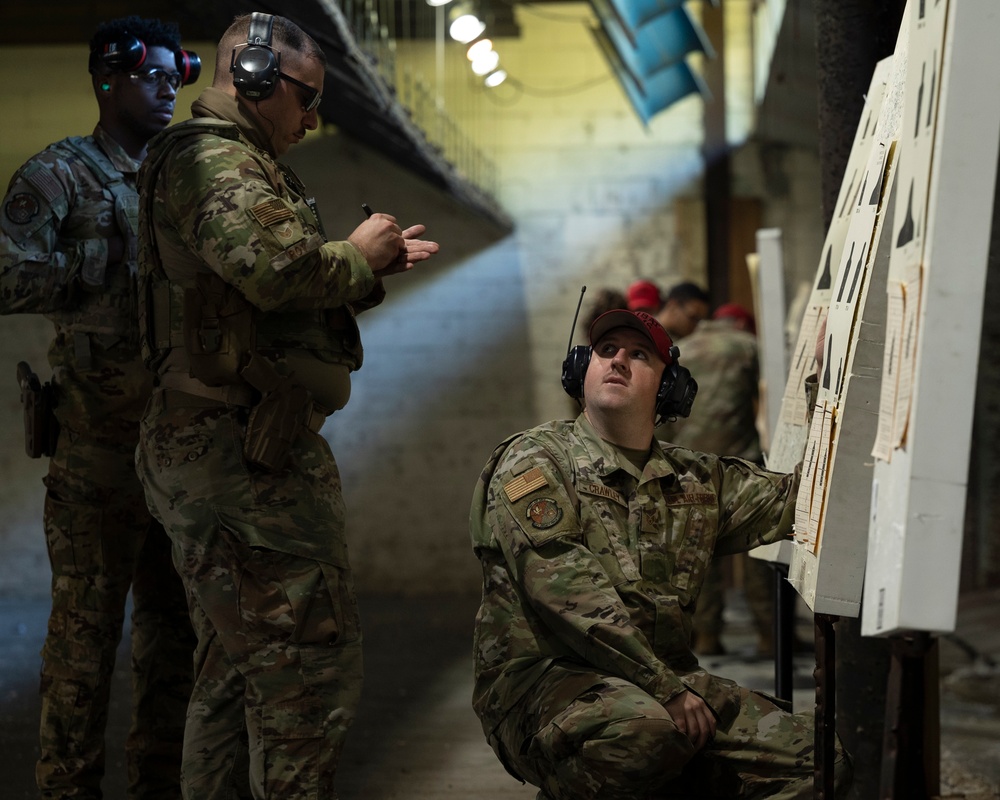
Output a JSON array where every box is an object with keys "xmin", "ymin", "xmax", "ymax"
[
  {"xmin": 449, "ymin": 3, "xmax": 486, "ymax": 43},
  {"xmin": 471, "ymin": 49, "xmax": 500, "ymax": 75},
  {"xmin": 484, "ymin": 68, "xmax": 507, "ymax": 88},
  {"xmin": 466, "ymin": 38, "xmax": 494, "ymax": 61},
  {"xmin": 425, "ymin": 0, "xmax": 450, "ymax": 6}
]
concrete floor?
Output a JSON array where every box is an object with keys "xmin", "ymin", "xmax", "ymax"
[{"xmin": 0, "ymin": 589, "xmax": 997, "ymax": 799}]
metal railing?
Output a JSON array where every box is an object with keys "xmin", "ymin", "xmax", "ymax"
[{"xmin": 336, "ymin": 0, "xmax": 500, "ymax": 200}]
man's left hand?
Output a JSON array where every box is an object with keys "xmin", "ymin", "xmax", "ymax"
[{"xmin": 380, "ymin": 224, "xmax": 439, "ymax": 277}]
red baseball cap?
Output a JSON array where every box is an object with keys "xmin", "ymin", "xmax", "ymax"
[
  {"xmin": 626, "ymin": 280, "xmax": 662, "ymax": 311},
  {"xmin": 589, "ymin": 309, "xmax": 676, "ymax": 365},
  {"xmin": 713, "ymin": 302, "xmax": 756, "ymax": 334}
]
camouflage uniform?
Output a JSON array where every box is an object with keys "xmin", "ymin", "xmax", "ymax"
[
  {"xmin": 0, "ymin": 125, "xmax": 195, "ymax": 799},
  {"xmin": 470, "ymin": 414, "xmax": 851, "ymax": 799},
  {"xmin": 135, "ymin": 87, "xmax": 375, "ymax": 799},
  {"xmin": 658, "ymin": 318, "xmax": 775, "ymax": 651}
]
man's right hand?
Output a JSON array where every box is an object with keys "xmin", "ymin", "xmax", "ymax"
[
  {"xmin": 347, "ymin": 213, "xmax": 405, "ymax": 274},
  {"xmin": 664, "ymin": 689, "xmax": 717, "ymax": 751}
]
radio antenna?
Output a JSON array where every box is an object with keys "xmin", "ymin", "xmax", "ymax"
[{"xmin": 565, "ymin": 285, "xmax": 587, "ymax": 356}]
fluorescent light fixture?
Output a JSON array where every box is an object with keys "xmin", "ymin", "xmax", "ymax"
[{"xmin": 426, "ymin": 0, "xmax": 451, "ymax": 6}]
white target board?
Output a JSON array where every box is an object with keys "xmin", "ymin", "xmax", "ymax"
[
  {"xmin": 862, "ymin": 0, "xmax": 1000, "ymax": 636},
  {"xmin": 755, "ymin": 56, "xmax": 895, "ymax": 575}
]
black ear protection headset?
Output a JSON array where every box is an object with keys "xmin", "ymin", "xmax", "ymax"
[
  {"xmin": 88, "ymin": 33, "xmax": 201, "ymax": 86},
  {"xmin": 561, "ymin": 344, "xmax": 698, "ymax": 422},
  {"xmin": 231, "ymin": 12, "xmax": 280, "ymax": 100}
]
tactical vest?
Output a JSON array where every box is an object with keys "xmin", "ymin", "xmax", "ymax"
[
  {"xmin": 138, "ymin": 119, "xmax": 364, "ymax": 390},
  {"xmin": 41, "ymin": 136, "xmax": 139, "ymax": 339}
]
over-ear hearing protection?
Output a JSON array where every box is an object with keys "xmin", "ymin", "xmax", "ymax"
[
  {"xmin": 175, "ymin": 49, "xmax": 201, "ymax": 87},
  {"xmin": 89, "ymin": 34, "xmax": 147, "ymax": 74},
  {"xmin": 561, "ymin": 344, "xmax": 698, "ymax": 422},
  {"xmin": 231, "ymin": 12, "xmax": 280, "ymax": 100},
  {"xmin": 89, "ymin": 33, "xmax": 201, "ymax": 87}
]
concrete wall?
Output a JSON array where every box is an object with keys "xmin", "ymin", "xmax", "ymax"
[{"xmin": 0, "ymin": 10, "xmax": 825, "ymax": 599}]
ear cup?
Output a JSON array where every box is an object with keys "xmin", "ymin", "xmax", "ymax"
[
  {"xmin": 175, "ymin": 49, "xmax": 202, "ymax": 86},
  {"xmin": 561, "ymin": 345, "xmax": 591, "ymax": 400},
  {"xmin": 89, "ymin": 35, "xmax": 146, "ymax": 74},
  {"xmin": 231, "ymin": 12, "xmax": 279, "ymax": 100},
  {"xmin": 655, "ymin": 365, "xmax": 698, "ymax": 421}
]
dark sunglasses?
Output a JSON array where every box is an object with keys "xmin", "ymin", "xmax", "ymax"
[{"xmin": 279, "ymin": 72, "xmax": 321, "ymax": 112}]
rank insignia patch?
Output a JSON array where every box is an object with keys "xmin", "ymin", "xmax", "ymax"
[
  {"xmin": 526, "ymin": 497, "xmax": 563, "ymax": 529},
  {"xmin": 6, "ymin": 193, "xmax": 40, "ymax": 225}
]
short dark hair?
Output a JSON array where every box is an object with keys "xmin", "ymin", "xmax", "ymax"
[
  {"xmin": 89, "ymin": 16, "xmax": 182, "ymax": 73},
  {"xmin": 228, "ymin": 13, "xmax": 326, "ymax": 68},
  {"xmin": 663, "ymin": 281, "xmax": 710, "ymax": 306}
]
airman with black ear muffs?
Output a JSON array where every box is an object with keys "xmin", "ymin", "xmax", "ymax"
[
  {"xmin": 561, "ymin": 308, "xmax": 698, "ymax": 424},
  {"xmin": 134, "ymin": 12, "xmax": 440, "ymax": 800},
  {"xmin": 471, "ymin": 309, "xmax": 850, "ymax": 800},
  {"xmin": 0, "ymin": 14, "xmax": 201, "ymax": 800},
  {"xmin": 88, "ymin": 23, "xmax": 202, "ymax": 88}
]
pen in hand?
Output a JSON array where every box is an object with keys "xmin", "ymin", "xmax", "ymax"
[{"xmin": 361, "ymin": 203, "xmax": 374, "ymax": 218}]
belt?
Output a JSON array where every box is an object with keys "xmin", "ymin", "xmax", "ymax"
[
  {"xmin": 156, "ymin": 372, "xmax": 255, "ymax": 406},
  {"xmin": 156, "ymin": 372, "xmax": 329, "ymax": 434}
]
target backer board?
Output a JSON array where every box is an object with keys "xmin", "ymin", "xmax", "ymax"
[
  {"xmin": 861, "ymin": 0, "xmax": 1000, "ymax": 636},
  {"xmin": 753, "ymin": 55, "xmax": 895, "ymax": 571}
]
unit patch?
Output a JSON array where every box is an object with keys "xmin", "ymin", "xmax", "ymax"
[
  {"xmin": 526, "ymin": 498, "xmax": 563, "ymax": 529},
  {"xmin": 503, "ymin": 466, "xmax": 548, "ymax": 502},
  {"xmin": 5, "ymin": 193, "xmax": 40, "ymax": 225}
]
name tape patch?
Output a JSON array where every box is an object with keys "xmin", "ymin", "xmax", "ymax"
[{"xmin": 578, "ymin": 481, "xmax": 627, "ymax": 508}]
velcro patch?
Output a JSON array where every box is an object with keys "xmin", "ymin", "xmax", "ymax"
[
  {"xmin": 503, "ymin": 467, "xmax": 547, "ymax": 502},
  {"xmin": 526, "ymin": 498, "xmax": 563, "ymax": 529},
  {"xmin": 578, "ymin": 481, "xmax": 627, "ymax": 508},
  {"xmin": 26, "ymin": 169, "xmax": 63, "ymax": 203},
  {"xmin": 249, "ymin": 198, "xmax": 294, "ymax": 228},
  {"xmin": 5, "ymin": 193, "xmax": 40, "ymax": 225}
]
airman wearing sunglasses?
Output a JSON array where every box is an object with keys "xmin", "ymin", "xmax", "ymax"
[
  {"xmin": 134, "ymin": 12, "xmax": 440, "ymax": 800},
  {"xmin": 0, "ymin": 15, "xmax": 200, "ymax": 800}
]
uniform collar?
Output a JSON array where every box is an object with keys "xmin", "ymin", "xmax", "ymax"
[
  {"xmin": 92, "ymin": 124, "xmax": 142, "ymax": 175},
  {"xmin": 573, "ymin": 414, "xmax": 668, "ymax": 482},
  {"xmin": 190, "ymin": 86, "xmax": 275, "ymax": 156}
]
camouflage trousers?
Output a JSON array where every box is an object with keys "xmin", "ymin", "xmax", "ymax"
[
  {"xmin": 136, "ymin": 390, "xmax": 364, "ymax": 800},
  {"xmin": 488, "ymin": 663, "xmax": 852, "ymax": 800},
  {"xmin": 38, "ymin": 424, "xmax": 194, "ymax": 800}
]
